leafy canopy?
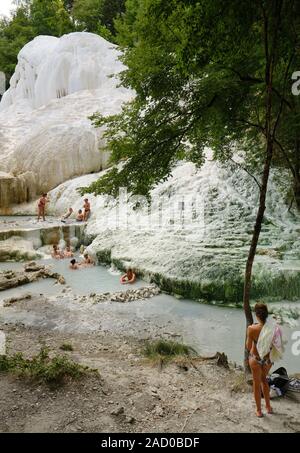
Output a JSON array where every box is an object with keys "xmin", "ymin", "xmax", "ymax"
[
  {"xmin": 83, "ymin": 0, "xmax": 299, "ymax": 198},
  {"xmin": 0, "ymin": 0, "xmax": 125, "ymax": 85}
]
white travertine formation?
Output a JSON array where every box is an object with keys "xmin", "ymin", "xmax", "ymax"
[{"xmin": 0, "ymin": 32, "xmax": 133, "ymax": 205}]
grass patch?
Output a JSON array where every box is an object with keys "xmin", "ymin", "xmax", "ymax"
[
  {"xmin": 0, "ymin": 347, "xmax": 95, "ymax": 386},
  {"xmin": 230, "ymin": 372, "xmax": 252, "ymax": 394},
  {"xmin": 142, "ymin": 339, "xmax": 196, "ymax": 366},
  {"xmin": 59, "ymin": 343, "xmax": 74, "ymax": 352}
]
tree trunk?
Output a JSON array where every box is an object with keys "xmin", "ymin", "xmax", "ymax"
[
  {"xmin": 293, "ymin": 141, "xmax": 300, "ymax": 209},
  {"xmin": 242, "ymin": 0, "xmax": 283, "ymax": 371},
  {"xmin": 293, "ymin": 175, "xmax": 300, "ymax": 210},
  {"xmin": 243, "ymin": 141, "xmax": 273, "ymax": 370}
]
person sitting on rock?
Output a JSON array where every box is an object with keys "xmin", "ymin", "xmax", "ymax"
[
  {"xmin": 64, "ymin": 245, "xmax": 73, "ymax": 258},
  {"xmin": 61, "ymin": 207, "xmax": 73, "ymax": 223},
  {"xmin": 120, "ymin": 268, "xmax": 136, "ymax": 284},
  {"xmin": 69, "ymin": 258, "xmax": 79, "ymax": 270},
  {"xmin": 51, "ymin": 244, "xmax": 63, "ymax": 259},
  {"xmin": 81, "ymin": 252, "xmax": 95, "ymax": 267},
  {"xmin": 76, "ymin": 209, "xmax": 84, "ymax": 221},
  {"xmin": 83, "ymin": 198, "xmax": 91, "ymax": 221},
  {"xmin": 37, "ymin": 193, "xmax": 49, "ymax": 221}
]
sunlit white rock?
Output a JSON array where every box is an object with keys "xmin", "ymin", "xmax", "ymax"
[
  {"xmin": 0, "ymin": 32, "xmax": 133, "ymax": 203},
  {"xmin": 11, "ymin": 159, "xmax": 300, "ymax": 301}
]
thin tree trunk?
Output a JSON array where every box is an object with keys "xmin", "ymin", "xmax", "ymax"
[
  {"xmin": 243, "ymin": 141, "xmax": 273, "ymax": 370},
  {"xmin": 243, "ymin": 144, "xmax": 273, "ymax": 326},
  {"xmin": 293, "ymin": 141, "xmax": 300, "ymax": 209},
  {"xmin": 243, "ymin": 0, "xmax": 283, "ymax": 371},
  {"xmin": 293, "ymin": 174, "xmax": 300, "ymax": 210}
]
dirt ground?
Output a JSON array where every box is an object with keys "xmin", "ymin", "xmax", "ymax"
[{"xmin": 0, "ymin": 323, "xmax": 299, "ymax": 433}]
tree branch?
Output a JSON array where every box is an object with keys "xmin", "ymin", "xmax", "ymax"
[
  {"xmin": 222, "ymin": 67, "xmax": 292, "ymax": 110},
  {"xmin": 235, "ymin": 118, "xmax": 265, "ymax": 133},
  {"xmin": 229, "ymin": 158, "xmax": 262, "ymax": 190},
  {"xmin": 273, "ymin": 138, "xmax": 296, "ymax": 178}
]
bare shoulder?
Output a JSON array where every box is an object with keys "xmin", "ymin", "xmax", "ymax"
[{"xmin": 247, "ymin": 324, "xmax": 255, "ymax": 336}]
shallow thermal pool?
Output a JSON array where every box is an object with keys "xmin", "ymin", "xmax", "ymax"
[
  {"xmin": 140, "ymin": 294, "xmax": 300, "ymax": 373},
  {"xmin": 0, "ymin": 258, "xmax": 299, "ymax": 373},
  {"xmin": 0, "ymin": 258, "xmax": 144, "ymax": 297}
]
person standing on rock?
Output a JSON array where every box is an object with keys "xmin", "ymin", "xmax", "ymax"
[
  {"xmin": 37, "ymin": 193, "xmax": 49, "ymax": 221},
  {"xmin": 83, "ymin": 198, "xmax": 91, "ymax": 221}
]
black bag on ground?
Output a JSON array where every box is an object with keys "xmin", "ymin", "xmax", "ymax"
[{"xmin": 267, "ymin": 367, "xmax": 290, "ymax": 396}]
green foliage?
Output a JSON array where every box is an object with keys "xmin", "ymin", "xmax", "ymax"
[
  {"xmin": 0, "ymin": 5, "xmax": 35, "ymax": 84},
  {"xmin": 71, "ymin": 0, "xmax": 125, "ymax": 36},
  {"xmin": 0, "ymin": 0, "xmax": 124, "ymax": 85},
  {"xmin": 30, "ymin": 0, "xmax": 73, "ymax": 36},
  {"xmin": 96, "ymin": 24, "xmax": 114, "ymax": 42},
  {"xmin": 63, "ymin": 0, "xmax": 75, "ymax": 13},
  {"xmin": 100, "ymin": 0, "xmax": 126, "ymax": 34},
  {"xmin": 0, "ymin": 0, "xmax": 74, "ymax": 85},
  {"xmin": 85, "ymin": 0, "xmax": 300, "ymax": 200},
  {"xmin": 0, "ymin": 347, "xmax": 94, "ymax": 385},
  {"xmin": 59, "ymin": 343, "xmax": 74, "ymax": 351},
  {"xmin": 71, "ymin": 0, "xmax": 104, "ymax": 33},
  {"xmin": 142, "ymin": 339, "xmax": 195, "ymax": 361}
]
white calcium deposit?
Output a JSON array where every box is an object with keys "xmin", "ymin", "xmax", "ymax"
[
  {"xmin": 0, "ymin": 32, "xmax": 133, "ymax": 198},
  {"xmin": 12, "ymin": 159, "xmax": 300, "ymax": 302},
  {"xmin": 2, "ymin": 33, "xmax": 300, "ymax": 302}
]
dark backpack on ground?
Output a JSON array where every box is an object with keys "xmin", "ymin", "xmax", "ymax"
[{"xmin": 267, "ymin": 367, "xmax": 290, "ymax": 396}]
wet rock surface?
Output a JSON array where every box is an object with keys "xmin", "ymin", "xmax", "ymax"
[
  {"xmin": 87, "ymin": 284, "xmax": 161, "ymax": 304},
  {"xmin": 0, "ymin": 236, "xmax": 41, "ymax": 262},
  {"xmin": 0, "ymin": 262, "xmax": 65, "ymax": 291}
]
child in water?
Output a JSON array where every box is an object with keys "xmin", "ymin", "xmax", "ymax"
[
  {"xmin": 64, "ymin": 245, "xmax": 73, "ymax": 258},
  {"xmin": 120, "ymin": 268, "xmax": 136, "ymax": 284},
  {"xmin": 51, "ymin": 244, "xmax": 63, "ymax": 259},
  {"xmin": 81, "ymin": 252, "xmax": 95, "ymax": 267},
  {"xmin": 69, "ymin": 259, "xmax": 79, "ymax": 270}
]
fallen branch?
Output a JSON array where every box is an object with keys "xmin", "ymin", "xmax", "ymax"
[{"xmin": 180, "ymin": 407, "xmax": 199, "ymax": 433}]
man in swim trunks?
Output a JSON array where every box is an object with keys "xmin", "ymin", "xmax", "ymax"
[
  {"xmin": 37, "ymin": 193, "xmax": 48, "ymax": 221},
  {"xmin": 83, "ymin": 198, "xmax": 91, "ymax": 221}
]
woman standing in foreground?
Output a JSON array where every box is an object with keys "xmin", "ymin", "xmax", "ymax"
[{"xmin": 246, "ymin": 303, "xmax": 273, "ymax": 418}]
